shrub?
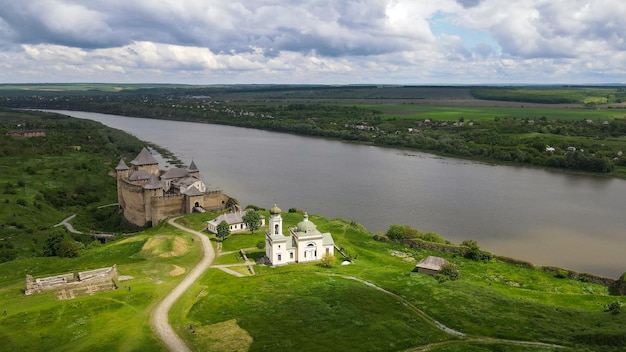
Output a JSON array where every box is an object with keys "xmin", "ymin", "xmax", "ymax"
[
  {"xmin": 15, "ymin": 199, "xmax": 27, "ymax": 206},
  {"xmin": 319, "ymin": 253, "xmax": 336, "ymax": 268},
  {"xmin": 256, "ymin": 240, "xmax": 265, "ymax": 249},
  {"xmin": 439, "ymin": 262, "xmax": 460, "ymax": 281},
  {"xmin": 462, "ymin": 239, "xmax": 493, "ymax": 262},
  {"xmin": 606, "ymin": 301, "xmax": 622, "ymax": 315},
  {"xmin": 386, "ymin": 224, "xmax": 421, "ymax": 241},
  {"xmin": 555, "ymin": 269, "xmax": 569, "ymax": 279}
]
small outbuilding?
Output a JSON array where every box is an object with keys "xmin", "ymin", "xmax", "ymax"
[
  {"xmin": 207, "ymin": 210, "xmax": 265, "ymax": 234},
  {"xmin": 413, "ymin": 256, "xmax": 450, "ymax": 276}
]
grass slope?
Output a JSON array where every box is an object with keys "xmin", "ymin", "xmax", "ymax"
[
  {"xmin": 170, "ymin": 212, "xmax": 626, "ymax": 352},
  {"xmin": 0, "ymin": 222, "xmax": 202, "ymax": 351},
  {"xmin": 1, "ymin": 211, "xmax": 624, "ymax": 351}
]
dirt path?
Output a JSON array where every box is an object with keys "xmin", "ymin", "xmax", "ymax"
[
  {"xmin": 319, "ymin": 273, "xmax": 564, "ymax": 351},
  {"xmin": 54, "ymin": 214, "xmax": 82, "ymax": 234},
  {"xmin": 150, "ymin": 218, "xmax": 216, "ymax": 352}
]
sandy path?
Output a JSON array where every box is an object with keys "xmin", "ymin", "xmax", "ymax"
[{"xmin": 151, "ymin": 218, "xmax": 215, "ymax": 352}]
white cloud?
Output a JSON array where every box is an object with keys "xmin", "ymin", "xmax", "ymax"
[{"xmin": 0, "ymin": 0, "xmax": 623, "ymax": 83}]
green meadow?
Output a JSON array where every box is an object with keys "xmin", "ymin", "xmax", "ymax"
[
  {"xmin": 355, "ymin": 104, "xmax": 626, "ymax": 121},
  {"xmin": 0, "ymin": 210, "xmax": 624, "ymax": 351},
  {"xmin": 169, "ymin": 212, "xmax": 626, "ymax": 352},
  {"xmin": 0, "ymin": 221, "xmax": 203, "ymax": 351}
]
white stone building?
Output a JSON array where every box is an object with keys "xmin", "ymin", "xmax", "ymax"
[
  {"xmin": 207, "ymin": 210, "xmax": 265, "ymax": 234},
  {"xmin": 265, "ymin": 204, "xmax": 335, "ymax": 266}
]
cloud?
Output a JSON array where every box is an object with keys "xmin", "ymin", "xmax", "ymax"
[{"xmin": 0, "ymin": 0, "xmax": 623, "ymax": 84}]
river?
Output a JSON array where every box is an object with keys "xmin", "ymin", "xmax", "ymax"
[{"xmin": 48, "ymin": 110, "xmax": 625, "ymax": 278}]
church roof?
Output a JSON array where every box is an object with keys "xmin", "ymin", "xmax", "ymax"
[
  {"xmin": 128, "ymin": 170, "xmax": 151, "ymax": 181},
  {"xmin": 322, "ymin": 233, "xmax": 335, "ymax": 246},
  {"xmin": 160, "ymin": 167, "xmax": 188, "ymax": 179},
  {"xmin": 115, "ymin": 159, "xmax": 129, "ymax": 171},
  {"xmin": 143, "ymin": 174, "xmax": 163, "ymax": 189},
  {"xmin": 131, "ymin": 147, "xmax": 158, "ymax": 166},
  {"xmin": 188, "ymin": 160, "xmax": 199, "ymax": 171},
  {"xmin": 296, "ymin": 213, "xmax": 317, "ymax": 233},
  {"xmin": 270, "ymin": 204, "xmax": 282, "ymax": 215}
]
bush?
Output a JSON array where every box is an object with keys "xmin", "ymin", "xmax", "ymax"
[
  {"xmin": 606, "ymin": 301, "xmax": 621, "ymax": 315},
  {"xmin": 439, "ymin": 262, "xmax": 460, "ymax": 281},
  {"xmin": 15, "ymin": 199, "xmax": 27, "ymax": 206},
  {"xmin": 319, "ymin": 253, "xmax": 336, "ymax": 268},
  {"xmin": 256, "ymin": 240, "xmax": 265, "ymax": 249},
  {"xmin": 555, "ymin": 269, "xmax": 569, "ymax": 279},
  {"xmin": 462, "ymin": 239, "xmax": 493, "ymax": 262}
]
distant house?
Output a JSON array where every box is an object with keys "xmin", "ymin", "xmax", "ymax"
[
  {"xmin": 207, "ymin": 210, "xmax": 265, "ymax": 234},
  {"xmin": 6, "ymin": 129, "xmax": 46, "ymax": 137},
  {"xmin": 413, "ymin": 256, "xmax": 449, "ymax": 276},
  {"xmin": 546, "ymin": 146, "xmax": 556, "ymax": 153}
]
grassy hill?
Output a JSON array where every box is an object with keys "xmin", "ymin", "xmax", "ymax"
[
  {"xmin": 0, "ymin": 211, "xmax": 624, "ymax": 351},
  {"xmin": 0, "ymin": 109, "xmax": 179, "ymax": 261}
]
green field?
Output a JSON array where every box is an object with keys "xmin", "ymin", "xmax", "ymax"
[
  {"xmin": 0, "ymin": 221, "xmax": 203, "ymax": 351},
  {"xmin": 0, "ymin": 209, "xmax": 624, "ymax": 351},
  {"xmin": 355, "ymin": 104, "xmax": 626, "ymax": 121}
]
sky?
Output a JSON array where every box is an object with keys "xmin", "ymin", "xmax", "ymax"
[{"xmin": 0, "ymin": 0, "xmax": 624, "ymax": 85}]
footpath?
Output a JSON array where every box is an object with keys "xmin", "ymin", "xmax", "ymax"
[{"xmin": 150, "ymin": 218, "xmax": 216, "ymax": 352}]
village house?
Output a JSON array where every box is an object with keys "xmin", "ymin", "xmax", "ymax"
[
  {"xmin": 265, "ymin": 204, "xmax": 334, "ymax": 266},
  {"xmin": 413, "ymin": 256, "xmax": 450, "ymax": 276},
  {"xmin": 207, "ymin": 208, "xmax": 266, "ymax": 234}
]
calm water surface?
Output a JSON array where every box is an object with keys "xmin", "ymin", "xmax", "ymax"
[{"xmin": 49, "ymin": 110, "xmax": 625, "ymax": 277}]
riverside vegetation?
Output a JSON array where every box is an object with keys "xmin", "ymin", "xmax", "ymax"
[
  {"xmin": 0, "ymin": 109, "xmax": 182, "ymax": 262},
  {"xmin": 2, "ymin": 84, "xmax": 626, "ymax": 177},
  {"xmin": 1, "ymin": 108, "xmax": 626, "ymax": 351}
]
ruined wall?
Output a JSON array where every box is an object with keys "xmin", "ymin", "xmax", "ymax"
[{"xmin": 25, "ymin": 265, "xmax": 118, "ymax": 296}]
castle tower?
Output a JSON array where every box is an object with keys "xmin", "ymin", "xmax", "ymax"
[
  {"xmin": 143, "ymin": 173, "xmax": 164, "ymax": 225},
  {"xmin": 115, "ymin": 158, "xmax": 130, "ymax": 209},
  {"xmin": 188, "ymin": 160, "xmax": 200, "ymax": 179},
  {"xmin": 269, "ymin": 204, "xmax": 283, "ymax": 236},
  {"xmin": 130, "ymin": 147, "xmax": 159, "ymax": 176}
]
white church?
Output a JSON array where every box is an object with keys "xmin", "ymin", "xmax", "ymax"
[{"xmin": 265, "ymin": 204, "xmax": 335, "ymax": 266}]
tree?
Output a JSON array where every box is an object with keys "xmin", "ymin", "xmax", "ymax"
[
  {"xmin": 43, "ymin": 228, "xmax": 66, "ymax": 257},
  {"xmin": 57, "ymin": 240, "xmax": 81, "ymax": 258},
  {"xmin": 242, "ymin": 209, "xmax": 262, "ymax": 234},
  {"xmin": 216, "ymin": 220, "xmax": 230, "ymax": 242}
]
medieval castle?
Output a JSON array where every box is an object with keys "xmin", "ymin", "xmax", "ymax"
[{"xmin": 115, "ymin": 148, "xmax": 235, "ymax": 226}]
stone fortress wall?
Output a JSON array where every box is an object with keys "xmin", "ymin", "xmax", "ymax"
[{"xmin": 116, "ymin": 148, "xmax": 235, "ymax": 227}]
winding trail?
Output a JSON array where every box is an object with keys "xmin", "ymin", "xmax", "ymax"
[
  {"xmin": 319, "ymin": 273, "xmax": 564, "ymax": 351},
  {"xmin": 54, "ymin": 214, "xmax": 82, "ymax": 234},
  {"xmin": 150, "ymin": 217, "xmax": 216, "ymax": 352}
]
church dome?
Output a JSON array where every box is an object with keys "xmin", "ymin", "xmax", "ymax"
[
  {"xmin": 270, "ymin": 204, "xmax": 282, "ymax": 215},
  {"xmin": 297, "ymin": 212, "xmax": 317, "ymax": 233}
]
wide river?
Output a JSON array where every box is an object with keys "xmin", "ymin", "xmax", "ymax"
[{"xmin": 50, "ymin": 110, "xmax": 625, "ymax": 278}]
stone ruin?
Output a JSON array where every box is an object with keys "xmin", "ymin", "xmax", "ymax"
[{"xmin": 25, "ymin": 265, "xmax": 118, "ymax": 300}]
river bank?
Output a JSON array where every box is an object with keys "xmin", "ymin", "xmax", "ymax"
[{"xmin": 45, "ymin": 110, "xmax": 626, "ymax": 278}]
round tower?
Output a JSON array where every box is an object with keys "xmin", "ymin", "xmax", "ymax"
[{"xmin": 115, "ymin": 158, "xmax": 130, "ymax": 209}]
